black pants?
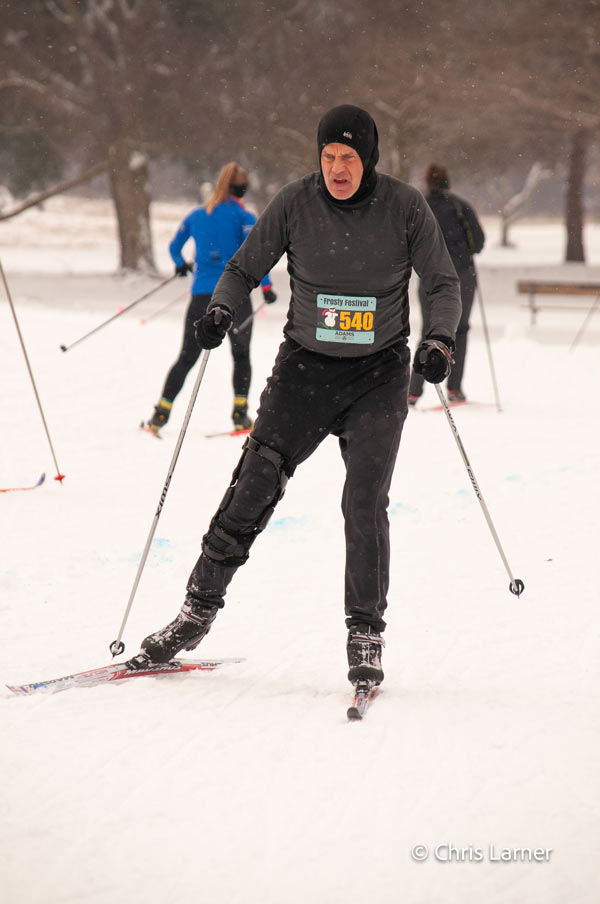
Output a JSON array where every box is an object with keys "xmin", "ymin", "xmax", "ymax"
[
  {"xmin": 409, "ymin": 266, "xmax": 476, "ymax": 397},
  {"xmin": 162, "ymin": 293, "xmax": 253, "ymax": 402},
  {"xmin": 186, "ymin": 338, "xmax": 411, "ymax": 632}
]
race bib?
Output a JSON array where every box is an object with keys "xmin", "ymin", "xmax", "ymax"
[{"xmin": 316, "ymin": 293, "xmax": 376, "ymax": 345}]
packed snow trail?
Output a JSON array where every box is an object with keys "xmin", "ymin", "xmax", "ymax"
[{"xmin": 2, "ymin": 202, "xmax": 599, "ymax": 904}]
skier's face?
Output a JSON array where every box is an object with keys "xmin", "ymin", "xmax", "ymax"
[{"xmin": 320, "ymin": 143, "xmax": 363, "ymax": 200}]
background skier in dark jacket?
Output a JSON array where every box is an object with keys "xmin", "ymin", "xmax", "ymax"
[
  {"xmin": 409, "ymin": 163, "xmax": 485, "ymax": 405},
  {"xmin": 144, "ymin": 162, "xmax": 276, "ymax": 436},
  {"xmin": 132, "ymin": 106, "xmax": 461, "ymax": 689}
]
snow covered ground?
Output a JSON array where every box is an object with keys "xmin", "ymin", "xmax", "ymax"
[{"xmin": 2, "ymin": 196, "xmax": 599, "ymax": 904}]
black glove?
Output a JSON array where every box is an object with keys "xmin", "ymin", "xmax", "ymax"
[
  {"xmin": 194, "ymin": 306, "xmax": 233, "ymax": 349},
  {"xmin": 262, "ymin": 288, "xmax": 277, "ymax": 304},
  {"xmin": 175, "ymin": 262, "xmax": 193, "ymax": 277},
  {"xmin": 413, "ymin": 335, "xmax": 454, "ymax": 383}
]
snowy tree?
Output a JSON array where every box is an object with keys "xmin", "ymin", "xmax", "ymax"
[
  {"xmin": 499, "ymin": 162, "xmax": 553, "ymax": 247},
  {"xmin": 0, "ymin": 0, "xmax": 189, "ymax": 271},
  {"xmin": 465, "ymin": 0, "xmax": 600, "ymax": 261}
]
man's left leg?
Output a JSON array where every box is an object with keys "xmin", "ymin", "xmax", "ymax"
[{"xmin": 338, "ymin": 344, "xmax": 410, "ymax": 683}]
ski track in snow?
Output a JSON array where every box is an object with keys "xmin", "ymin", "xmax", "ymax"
[{"xmin": 1, "ymin": 199, "xmax": 599, "ymax": 904}]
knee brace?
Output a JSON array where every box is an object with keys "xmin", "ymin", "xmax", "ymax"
[{"xmin": 202, "ymin": 436, "xmax": 290, "ymax": 567}]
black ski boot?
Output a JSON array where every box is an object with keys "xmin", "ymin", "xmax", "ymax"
[
  {"xmin": 145, "ymin": 398, "xmax": 173, "ymax": 436},
  {"xmin": 140, "ymin": 599, "xmax": 219, "ymax": 663},
  {"xmin": 347, "ymin": 624, "xmax": 385, "ymax": 686},
  {"xmin": 232, "ymin": 396, "xmax": 253, "ymax": 431}
]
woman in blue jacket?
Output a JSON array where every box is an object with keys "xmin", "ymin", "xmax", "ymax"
[{"xmin": 144, "ymin": 162, "xmax": 276, "ymax": 435}]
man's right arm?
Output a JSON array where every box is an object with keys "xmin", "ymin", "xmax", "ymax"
[{"xmin": 209, "ymin": 191, "xmax": 289, "ymax": 316}]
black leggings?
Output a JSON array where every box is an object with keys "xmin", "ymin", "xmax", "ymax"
[
  {"xmin": 162, "ymin": 294, "xmax": 253, "ymax": 402},
  {"xmin": 185, "ymin": 339, "xmax": 411, "ymax": 632}
]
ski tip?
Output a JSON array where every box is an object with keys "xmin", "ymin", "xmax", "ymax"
[
  {"xmin": 205, "ymin": 427, "xmax": 253, "ymax": 439},
  {"xmin": 140, "ymin": 422, "xmax": 162, "ymax": 439},
  {"xmin": 347, "ymin": 705, "xmax": 363, "ymax": 720},
  {"xmin": 37, "ymin": 473, "xmax": 46, "ymax": 487}
]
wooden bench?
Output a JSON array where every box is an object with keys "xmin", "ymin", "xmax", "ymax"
[{"xmin": 517, "ymin": 281, "xmax": 600, "ymax": 325}]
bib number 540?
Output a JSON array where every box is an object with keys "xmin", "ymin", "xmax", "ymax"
[{"xmin": 339, "ymin": 311, "xmax": 373, "ymax": 331}]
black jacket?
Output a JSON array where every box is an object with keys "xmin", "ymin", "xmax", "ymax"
[
  {"xmin": 426, "ymin": 189, "xmax": 485, "ymax": 273},
  {"xmin": 210, "ymin": 172, "xmax": 461, "ymax": 357}
]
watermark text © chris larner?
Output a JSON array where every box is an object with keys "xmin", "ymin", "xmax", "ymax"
[{"xmin": 410, "ymin": 843, "xmax": 553, "ymax": 863}]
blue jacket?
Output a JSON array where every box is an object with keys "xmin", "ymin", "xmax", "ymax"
[{"xmin": 169, "ymin": 197, "xmax": 272, "ymax": 295}]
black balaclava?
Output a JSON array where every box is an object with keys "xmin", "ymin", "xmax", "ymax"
[{"xmin": 317, "ymin": 104, "xmax": 379, "ymax": 207}]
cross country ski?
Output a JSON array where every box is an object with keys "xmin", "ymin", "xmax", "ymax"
[
  {"xmin": 7, "ymin": 656, "xmax": 244, "ymax": 696},
  {"xmin": 140, "ymin": 420, "xmax": 163, "ymax": 438},
  {"xmin": 347, "ymin": 681, "xmax": 379, "ymax": 720},
  {"xmin": 205, "ymin": 427, "xmax": 253, "ymax": 438},
  {"xmin": 0, "ymin": 473, "xmax": 46, "ymax": 493},
  {"xmin": 414, "ymin": 400, "xmax": 489, "ymax": 413}
]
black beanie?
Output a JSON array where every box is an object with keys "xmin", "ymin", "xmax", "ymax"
[{"xmin": 317, "ymin": 105, "xmax": 379, "ymax": 205}]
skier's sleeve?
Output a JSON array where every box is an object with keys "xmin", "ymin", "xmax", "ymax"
[
  {"xmin": 169, "ymin": 215, "xmax": 192, "ymax": 267},
  {"xmin": 464, "ymin": 204, "xmax": 485, "ymax": 254},
  {"xmin": 209, "ymin": 191, "xmax": 288, "ymax": 314},
  {"xmin": 240, "ymin": 207, "xmax": 272, "ymax": 290},
  {"xmin": 407, "ymin": 190, "xmax": 461, "ymax": 340}
]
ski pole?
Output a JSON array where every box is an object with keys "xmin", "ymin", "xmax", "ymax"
[
  {"xmin": 109, "ymin": 349, "xmax": 211, "ymax": 657},
  {"xmin": 140, "ymin": 290, "xmax": 187, "ymax": 324},
  {"xmin": 1, "ymin": 256, "xmax": 66, "ymax": 484},
  {"xmin": 569, "ymin": 293, "xmax": 600, "ymax": 352},
  {"xmin": 434, "ymin": 383, "xmax": 524, "ymax": 597},
  {"xmin": 474, "ymin": 268, "xmax": 502, "ymax": 412},
  {"xmin": 60, "ymin": 272, "xmax": 180, "ymax": 352},
  {"xmin": 232, "ymin": 300, "xmax": 267, "ymax": 335}
]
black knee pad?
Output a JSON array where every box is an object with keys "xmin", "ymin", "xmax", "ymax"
[
  {"xmin": 202, "ymin": 437, "xmax": 290, "ymax": 566},
  {"xmin": 201, "ymin": 518, "xmax": 255, "ymax": 567}
]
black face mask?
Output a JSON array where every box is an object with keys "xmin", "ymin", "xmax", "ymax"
[{"xmin": 231, "ymin": 184, "xmax": 248, "ymax": 198}]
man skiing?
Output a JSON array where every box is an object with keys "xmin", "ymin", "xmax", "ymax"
[{"xmin": 131, "ymin": 105, "xmax": 461, "ymax": 689}]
